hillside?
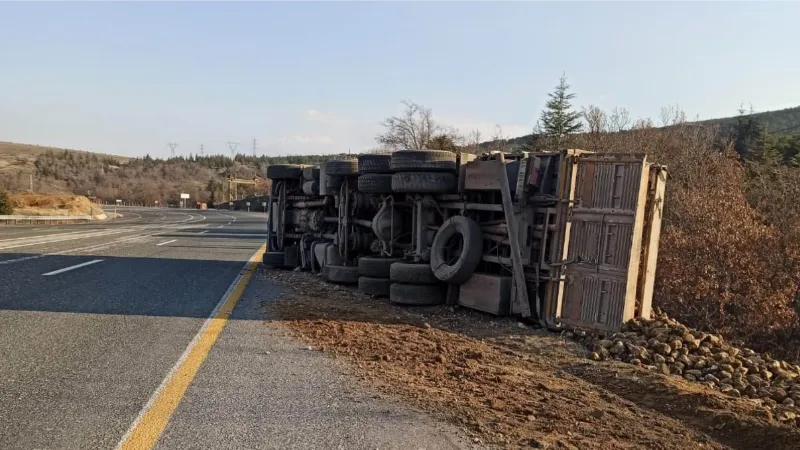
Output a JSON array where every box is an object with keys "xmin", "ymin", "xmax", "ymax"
[
  {"xmin": 0, "ymin": 141, "xmax": 350, "ymax": 206},
  {"xmin": 480, "ymin": 105, "xmax": 800, "ymax": 151}
]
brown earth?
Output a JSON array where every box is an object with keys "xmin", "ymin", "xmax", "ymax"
[
  {"xmin": 260, "ymin": 267, "xmax": 800, "ymax": 450},
  {"xmin": 10, "ymin": 193, "xmax": 106, "ymax": 218}
]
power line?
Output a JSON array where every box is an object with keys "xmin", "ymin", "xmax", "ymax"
[{"xmin": 168, "ymin": 142, "xmax": 178, "ymax": 158}]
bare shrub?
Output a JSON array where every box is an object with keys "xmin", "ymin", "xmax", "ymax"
[{"xmin": 573, "ymin": 107, "xmax": 800, "ymax": 360}]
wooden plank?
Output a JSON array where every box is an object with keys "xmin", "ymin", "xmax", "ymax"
[
  {"xmin": 638, "ymin": 165, "xmax": 667, "ymax": 319},
  {"xmin": 621, "ymin": 157, "xmax": 650, "ymax": 324}
]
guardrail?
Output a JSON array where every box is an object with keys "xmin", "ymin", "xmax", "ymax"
[{"xmin": 0, "ymin": 215, "xmax": 93, "ymax": 225}]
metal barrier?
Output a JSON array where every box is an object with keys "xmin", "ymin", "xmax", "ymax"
[{"xmin": 0, "ymin": 215, "xmax": 93, "ymax": 225}]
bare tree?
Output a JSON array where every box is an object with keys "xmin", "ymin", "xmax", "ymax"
[
  {"xmin": 376, "ymin": 101, "xmax": 441, "ymax": 151},
  {"xmin": 487, "ymin": 125, "xmax": 509, "ymax": 153}
]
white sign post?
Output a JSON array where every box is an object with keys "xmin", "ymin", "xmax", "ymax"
[
  {"xmin": 180, "ymin": 193, "xmax": 190, "ymax": 209},
  {"xmin": 246, "ymin": 201, "xmax": 251, "ymax": 212},
  {"xmin": 262, "ymin": 201, "xmax": 267, "ymax": 214},
  {"xmin": 115, "ymin": 199, "xmax": 122, "ymax": 217}
]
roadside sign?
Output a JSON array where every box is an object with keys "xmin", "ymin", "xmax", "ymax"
[
  {"xmin": 115, "ymin": 199, "xmax": 122, "ymax": 204},
  {"xmin": 246, "ymin": 202, "xmax": 250, "ymax": 206},
  {"xmin": 180, "ymin": 193, "xmax": 190, "ymax": 199},
  {"xmin": 262, "ymin": 202, "xmax": 266, "ymax": 207}
]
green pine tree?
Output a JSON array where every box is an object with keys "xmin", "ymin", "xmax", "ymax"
[
  {"xmin": 539, "ymin": 74, "xmax": 583, "ymax": 148},
  {"xmin": 0, "ymin": 187, "xmax": 14, "ymax": 215}
]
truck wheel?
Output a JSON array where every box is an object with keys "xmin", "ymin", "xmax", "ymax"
[
  {"xmin": 392, "ymin": 172, "xmax": 456, "ymax": 193},
  {"xmin": 390, "ymin": 262, "xmax": 439, "ymax": 285},
  {"xmin": 326, "ymin": 265, "xmax": 359, "ymax": 284},
  {"xmin": 262, "ymin": 251, "xmax": 286, "ymax": 267},
  {"xmin": 267, "ymin": 164, "xmax": 303, "ymax": 179},
  {"xmin": 390, "ymin": 283, "xmax": 446, "ymax": 306},
  {"xmin": 430, "ymin": 216, "xmax": 483, "ymax": 284},
  {"xmin": 358, "ymin": 154, "xmax": 392, "ymax": 174},
  {"xmin": 358, "ymin": 256, "xmax": 404, "ymax": 278},
  {"xmin": 326, "ymin": 159, "xmax": 359, "ymax": 176},
  {"xmin": 357, "ymin": 174, "xmax": 393, "ymax": 194},
  {"xmin": 358, "ymin": 277, "xmax": 391, "ymax": 297},
  {"xmin": 302, "ymin": 166, "xmax": 320, "ymax": 181},
  {"xmin": 390, "ymin": 150, "xmax": 456, "ymax": 172}
]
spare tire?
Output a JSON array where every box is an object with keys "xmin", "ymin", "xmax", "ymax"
[
  {"xmin": 326, "ymin": 265, "xmax": 359, "ymax": 284},
  {"xmin": 326, "ymin": 159, "xmax": 359, "ymax": 176},
  {"xmin": 390, "ymin": 262, "xmax": 439, "ymax": 285},
  {"xmin": 358, "ymin": 276, "xmax": 391, "ymax": 297},
  {"xmin": 392, "ymin": 172, "xmax": 456, "ymax": 193},
  {"xmin": 390, "ymin": 283, "xmax": 446, "ymax": 306},
  {"xmin": 358, "ymin": 154, "xmax": 392, "ymax": 174},
  {"xmin": 358, "ymin": 256, "xmax": 404, "ymax": 278},
  {"xmin": 302, "ymin": 166, "xmax": 320, "ymax": 181},
  {"xmin": 267, "ymin": 164, "xmax": 303, "ymax": 179},
  {"xmin": 430, "ymin": 216, "xmax": 483, "ymax": 284},
  {"xmin": 390, "ymin": 150, "xmax": 456, "ymax": 172},
  {"xmin": 358, "ymin": 174, "xmax": 393, "ymax": 194}
]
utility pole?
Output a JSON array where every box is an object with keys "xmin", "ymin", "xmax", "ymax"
[
  {"xmin": 168, "ymin": 142, "xmax": 178, "ymax": 158},
  {"xmin": 252, "ymin": 138, "xmax": 257, "ymax": 157},
  {"xmin": 199, "ymin": 143, "xmax": 205, "ymax": 157},
  {"xmin": 29, "ymin": 174, "xmax": 33, "ymax": 192}
]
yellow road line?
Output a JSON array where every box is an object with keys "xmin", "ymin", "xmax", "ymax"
[{"xmin": 116, "ymin": 243, "xmax": 266, "ymax": 450}]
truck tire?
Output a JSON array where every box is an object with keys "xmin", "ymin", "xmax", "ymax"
[
  {"xmin": 390, "ymin": 150, "xmax": 456, "ymax": 172},
  {"xmin": 358, "ymin": 154, "xmax": 392, "ymax": 174},
  {"xmin": 392, "ymin": 172, "xmax": 456, "ymax": 193},
  {"xmin": 262, "ymin": 251, "xmax": 286, "ymax": 267},
  {"xmin": 358, "ymin": 256, "xmax": 404, "ymax": 278},
  {"xmin": 326, "ymin": 159, "xmax": 359, "ymax": 176},
  {"xmin": 357, "ymin": 174, "xmax": 393, "ymax": 194},
  {"xmin": 302, "ymin": 166, "xmax": 320, "ymax": 181},
  {"xmin": 326, "ymin": 265, "xmax": 359, "ymax": 284},
  {"xmin": 430, "ymin": 216, "xmax": 483, "ymax": 284},
  {"xmin": 326, "ymin": 175, "xmax": 343, "ymax": 189},
  {"xmin": 390, "ymin": 262, "xmax": 439, "ymax": 285},
  {"xmin": 267, "ymin": 164, "xmax": 303, "ymax": 179},
  {"xmin": 358, "ymin": 276, "xmax": 391, "ymax": 297},
  {"xmin": 390, "ymin": 283, "xmax": 446, "ymax": 306}
]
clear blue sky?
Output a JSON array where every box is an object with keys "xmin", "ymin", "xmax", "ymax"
[{"xmin": 1, "ymin": 2, "xmax": 798, "ymax": 158}]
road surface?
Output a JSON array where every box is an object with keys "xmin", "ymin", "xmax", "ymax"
[{"xmin": 0, "ymin": 207, "xmax": 472, "ymax": 450}]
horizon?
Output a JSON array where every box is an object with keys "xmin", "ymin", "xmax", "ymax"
[{"xmin": 1, "ymin": 2, "xmax": 799, "ymax": 158}]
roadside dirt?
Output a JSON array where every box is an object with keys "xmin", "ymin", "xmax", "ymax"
[
  {"xmin": 10, "ymin": 194, "xmax": 106, "ymax": 219},
  {"xmin": 259, "ymin": 267, "xmax": 800, "ymax": 450}
]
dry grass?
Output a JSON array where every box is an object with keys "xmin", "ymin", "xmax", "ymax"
[{"xmin": 10, "ymin": 193, "xmax": 105, "ymax": 218}]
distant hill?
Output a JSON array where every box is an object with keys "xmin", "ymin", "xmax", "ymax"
[
  {"xmin": 479, "ymin": 105, "xmax": 800, "ymax": 151},
  {"xmin": 0, "ymin": 141, "xmax": 349, "ymax": 206}
]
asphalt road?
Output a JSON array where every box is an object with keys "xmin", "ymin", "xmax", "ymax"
[{"xmin": 0, "ymin": 207, "xmax": 473, "ymax": 450}]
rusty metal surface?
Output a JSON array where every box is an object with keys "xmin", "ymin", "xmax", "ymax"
[
  {"xmin": 459, "ymin": 273, "xmax": 512, "ymax": 315},
  {"xmin": 463, "ymin": 160, "xmax": 505, "ymax": 191}
]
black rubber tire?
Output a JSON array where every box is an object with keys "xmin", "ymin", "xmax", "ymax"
[
  {"xmin": 325, "ymin": 159, "xmax": 359, "ymax": 176},
  {"xmin": 326, "ymin": 265, "xmax": 360, "ymax": 284},
  {"xmin": 326, "ymin": 175, "xmax": 343, "ymax": 189},
  {"xmin": 302, "ymin": 166, "xmax": 320, "ymax": 181},
  {"xmin": 357, "ymin": 174, "xmax": 393, "ymax": 194},
  {"xmin": 267, "ymin": 164, "xmax": 303, "ymax": 179},
  {"xmin": 358, "ymin": 154, "xmax": 392, "ymax": 174},
  {"xmin": 430, "ymin": 216, "xmax": 483, "ymax": 284},
  {"xmin": 392, "ymin": 172, "xmax": 457, "ymax": 193},
  {"xmin": 321, "ymin": 266, "xmax": 330, "ymax": 278},
  {"xmin": 390, "ymin": 262, "xmax": 439, "ymax": 285},
  {"xmin": 262, "ymin": 251, "xmax": 286, "ymax": 267},
  {"xmin": 390, "ymin": 150, "xmax": 456, "ymax": 172},
  {"xmin": 358, "ymin": 256, "xmax": 404, "ymax": 278},
  {"xmin": 358, "ymin": 276, "xmax": 391, "ymax": 297},
  {"xmin": 390, "ymin": 283, "xmax": 446, "ymax": 306}
]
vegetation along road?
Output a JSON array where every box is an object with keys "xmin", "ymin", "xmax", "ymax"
[{"xmin": 0, "ymin": 208, "xmax": 473, "ymax": 450}]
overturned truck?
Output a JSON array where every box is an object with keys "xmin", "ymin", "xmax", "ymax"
[{"xmin": 264, "ymin": 149, "xmax": 667, "ymax": 331}]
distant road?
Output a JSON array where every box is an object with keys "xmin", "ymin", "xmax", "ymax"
[{"xmin": 0, "ymin": 207, "xmax": 471, "ymax": 450}]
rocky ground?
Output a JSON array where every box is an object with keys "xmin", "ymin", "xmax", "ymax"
[{"xmin": 258, "ymin": 267, "xmax": 800, "ymax": 450}]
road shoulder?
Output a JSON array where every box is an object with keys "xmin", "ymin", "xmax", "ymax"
[{"xmin": 154, "ymin": 267, "xmax": 475, "ymax": 450}]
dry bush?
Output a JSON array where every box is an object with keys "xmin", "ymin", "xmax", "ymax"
[{"xmin": 574, "ymin": 107, "xmax": 800, "ymax": 360}]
